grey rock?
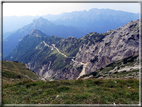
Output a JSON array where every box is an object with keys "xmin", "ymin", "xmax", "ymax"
[{"xmin": 74, "ymin": 19, "xmax": 139, "ymax": 78}]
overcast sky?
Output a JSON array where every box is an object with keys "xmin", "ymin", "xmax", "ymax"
[{"xmin": 3, "ymin": 3, "xmax": 140, "ymax": 16}]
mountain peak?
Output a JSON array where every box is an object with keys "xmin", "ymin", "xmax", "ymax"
[
  {"xmin": 34, "ymin": 16, "xmax": 47, "ymax": 21},
  {"xmin": 33, "ymin": 17, "xmax": 51, "ymax": 25},
  {"xmin": 38, "ymin": 16, "xmax": 44, "ymax": 19},
  {"xmin": 29, "ymin": 29, "xmax": 48, "ymax": 37},
  {"xmin": 30, "ymin": 29, "xmax": 40, "ymax": 35}
]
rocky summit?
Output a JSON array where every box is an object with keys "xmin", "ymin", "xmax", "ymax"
[{"xmin": 4, "ymin": 19, "xmax": 139, "ymax": 80}]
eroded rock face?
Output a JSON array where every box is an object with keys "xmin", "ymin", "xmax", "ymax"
[
  {"xmin": 73, "ymin": 19, "xmax": 139, "ymax": 76},
  {"xmin": 35, "ymin": 19, "xmax": 139, "ymax": 80}
]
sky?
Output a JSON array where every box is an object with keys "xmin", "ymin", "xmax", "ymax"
[{"xmin": 3, "ymin": 3, "xmax": 140, "ymax": 17}]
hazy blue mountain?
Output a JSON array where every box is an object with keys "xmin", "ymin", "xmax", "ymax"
[
  {"xmin": 3, "ymin": 13, "xmax": 65, "ymax": 33},
  {"xmin": 53, "ymin": 8, "xmax": 139, "ymax": 33},
  {"xmin": 3, "ymin": 30, "xmax": 17, "ymax": 40},
  {"xmin": 3, "ymin": 8, "xmax": 139, "ymax": 39},
  {"xmin": 3, "ymin": 17, "xmax": 84, "ymax": 58},
  {"xmin": 42, "ymin": 12, "xmax": 66, "ymax": 21}
]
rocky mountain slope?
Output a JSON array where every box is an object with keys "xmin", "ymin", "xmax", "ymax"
[
  {"xmin": 4, "ymin": 19, "xmax": 139, "ymax": 80},
  {"xmin": 80, "ymin": 55, "xmax": 139, "ymax": 80},
  {"xmin": 73, "ymin": 19, "xmax": 139, "ymax": 77}
]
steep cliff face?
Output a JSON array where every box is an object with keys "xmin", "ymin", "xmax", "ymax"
[
  {"xmin": 5, "ymin": 19, "xmax": 139, "ymax": 80},
  {"xmin": 73, "ymin": 19, "xmax": 139, "ymax": 77}
]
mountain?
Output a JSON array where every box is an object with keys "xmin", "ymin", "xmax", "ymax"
[
  {"xmin": 3, "ymin": 13, "xmax": 66, "ymax": 33},
  {"xmin": 3, "ymin": 14, "xmax": 65, "ymax": 39},
  {"xmin": 53, "ymin": 8, "xmax": 139, "ymax": 34},
  {"xmin": 4, "ymin": 19, "xmax": 139, "ymax": 80},
  {"xmin": 3, "ymin": 30, "xmax": 17, "ymax": 40},
  {"xmin": 73, "ymin": 19, "xmax": 139, "ymax": 77},
  {"xmin": 3, "ymin": 17, "xmax": 84, "ymax": 58},
  {"xmin": 42, "ymin": 12, "xmax": 66, "ymax": 21},
  {"xmin": 3, "ymin": 8, "xmax": 139, "ymax": 34},
  {"xmin": 3, "ymin": 9, "xmax": 139, "ymax": 58}
]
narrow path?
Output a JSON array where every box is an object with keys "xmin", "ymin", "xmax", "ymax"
[
  {"xmin": 43, "ymin": 41, "xmax": 53, "ymax": 50},
  {"xmin": 52, "ymin": 44, "xmax": 67, "ymax": 57}
]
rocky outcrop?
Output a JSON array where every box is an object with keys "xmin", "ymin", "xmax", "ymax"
[
  {"xmin": 79, "ymin": 55, "xmax": 139, "ymax": 79},
  {"xmin": 73, "ymin": 19, "xmax": 139, "ymax": 77}
]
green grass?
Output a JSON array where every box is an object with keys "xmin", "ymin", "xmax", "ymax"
[
  {"xmin": 2, "ymin": 61, "xmax": 40, "ymax": 85},
  {"xmin": 3, "ymin": 78, "xmax": 139, "ymax": 104}
]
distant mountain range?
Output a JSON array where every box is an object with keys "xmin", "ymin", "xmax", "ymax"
[
  {"xmin": 53, "ymin": 8, "xmax": 139, "ymax": 33},
  {"xmin": 3, "ymin": 30, "xmax": 16, "ymax": 40},
  {"xmin": 4, "ymin": 19, "xmax": 139, "ymax": 80},
  {"xmin": 3, "ymin": 8, "xmax": 139, "ymax": 58},
  {"xmin": 3, "ymin": 13, "xmax": 66, "ymax": 40},
  {"xmin": 3, "ymin": 13, "xmax": 66, "ymax": 34},
  {"xmin": 3, "ymin": 8, "xmax": 139, "ymax": 38}
]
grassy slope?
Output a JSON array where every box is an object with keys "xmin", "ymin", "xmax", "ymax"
[
  {"xmin": 2, "ymin": 59, "xmax": 139, "ymax": 104},
  {"xmin": 2, "ymin": 61, "xmax": 41, "ymax": 85},
  {"xmin": 3, "ymin": 78, "xmax": 139, "ymax": 104}
]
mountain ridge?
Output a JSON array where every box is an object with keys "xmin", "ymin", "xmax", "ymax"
[
  {"xmin": 3, "ymin": 17, "xmax": 84, "ymax": 58},
  {"xmin": 53, "ymin": 8, "xmax": 139, "ymax": 33},
  {"xmin": 4, "ymin": 19, "xmax": 139, "ymax": 80}
]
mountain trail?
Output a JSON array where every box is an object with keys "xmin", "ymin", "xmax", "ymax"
[
  {"xmin": 52, "ymin": 44, "xmax": 67, "ymax": 57},
  {"xmin": 43, "ymin": 41, "xmax": 53, "ymax": 50},
  {"xmin": 43, "ymin": 41, "xmax": 89, "ymax": 80}
]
